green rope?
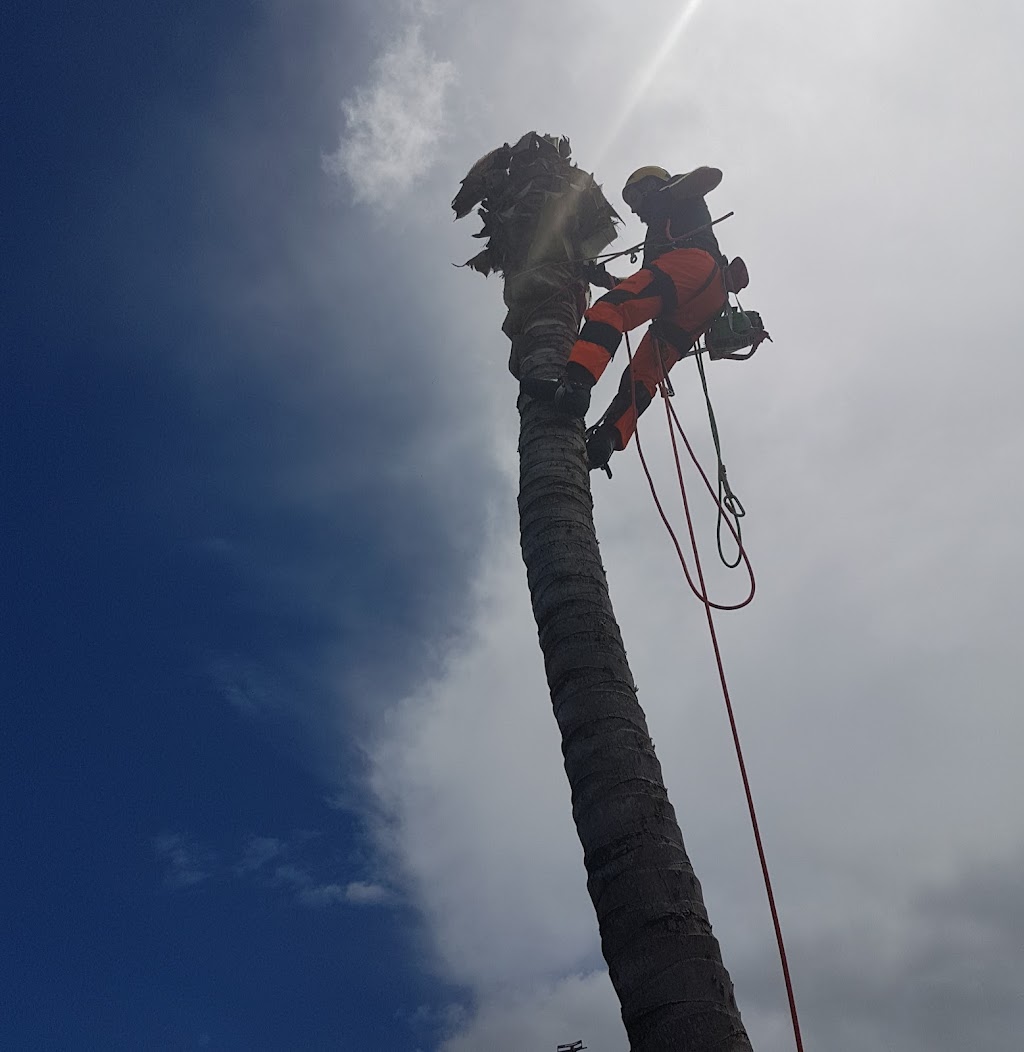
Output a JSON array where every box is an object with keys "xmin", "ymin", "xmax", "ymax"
[{"xmin": 694, "ymin": 346, "xmax": 745, "ymax": 569}]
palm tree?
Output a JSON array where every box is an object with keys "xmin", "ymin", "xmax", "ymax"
[{"xmin": 453, "ymin": 133, "xmax": 753, "ymax": 1052}]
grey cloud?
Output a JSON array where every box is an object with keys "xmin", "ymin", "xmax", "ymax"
[
  {"xmin": 733, "ymin": 848, "xmax": 1024, "ymax": 1052},
  {"xmin": 440, "ymin": 972, "xmax": 626, "ymax": 1052},
  {"xmin": 367, "ymin": 545, "xmax": 604, "ymax": 993},
  {"xmin": 353, "ymin": 2, "xmax": 1024, "ymax": 1049}
]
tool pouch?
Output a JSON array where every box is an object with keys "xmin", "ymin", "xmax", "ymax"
[{"xmin": 724, "ymin": 256, "xmax": 749, "ymax": 294}]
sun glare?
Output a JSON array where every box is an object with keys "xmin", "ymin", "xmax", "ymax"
[{"xmin": 594, "ymin": 0, "xmax": 708, "ymax": 165}]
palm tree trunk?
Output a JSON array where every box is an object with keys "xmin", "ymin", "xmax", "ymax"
[
  {"xmin": 454, "ymin": 131, "xmax": 753, "ymax": 1050},
  {"xmin": 515, "ymin": 290, "xmax": 753, "ymax": 1052}
]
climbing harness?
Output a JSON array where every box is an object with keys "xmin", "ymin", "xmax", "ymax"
[
  {"xmin": 506, "ymin": 213, "xmax": 755, "ymax": 347},
  {"xmin": 622, "ymin": 330, "xmax": 806, "ymax": 1052}
]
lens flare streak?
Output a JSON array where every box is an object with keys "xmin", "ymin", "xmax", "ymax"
[{"xmin": 595, "ymin": 0, "xmax": 708, "ymax": 164}]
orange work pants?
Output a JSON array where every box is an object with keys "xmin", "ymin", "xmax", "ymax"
[{"xmin": 567, "ymin": 247, "xmax": 726, "ymax": 448}]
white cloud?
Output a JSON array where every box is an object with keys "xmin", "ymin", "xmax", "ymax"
[
  {"xmin": 237, "ymin": 835, "xmax": 285, "ymax": 874},
  {"xmin": 273, "ymin": 865, "xmax": 392, "ymax": 908},
  {"xmin": 155, "ymin": 831, "xmax": 394, "ymax": 909},
  {"xmin": 324, "ymin": 25, "xmax": 456, "ymax": 207},
  {"xmin": 343, "ymin": 880, "xmax": 393, "ymax": 905},
  {"xmin": 212, "ymin": 660, "xmax": 279, "ymax": 719},
  {"xmin": 154, "ymin": 833, "xmax": 213, "ymax": 889}
]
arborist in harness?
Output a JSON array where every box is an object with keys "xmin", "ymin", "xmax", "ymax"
[{"xmin": 525, "ymin": 165, "xmax": 764, "ymax": 474}]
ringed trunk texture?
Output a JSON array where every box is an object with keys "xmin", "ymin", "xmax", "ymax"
[{"xmin": 515, "ymin": 289, "xmax": 753, "ymax": 1052}]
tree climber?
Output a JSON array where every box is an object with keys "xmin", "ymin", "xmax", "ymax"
[{"xmin": 528, "ymin": 165, "xmax": 732, "ymax": 473}]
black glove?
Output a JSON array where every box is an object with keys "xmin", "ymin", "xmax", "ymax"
[
  {"xmin": 520, "ymin": 364, "xmax": 594, "ymax": 419},
  {"xmin": 582, "ymin": 262, "xmax": 619, "ymax": 290},
  {"xmin": 553, "ymin": 380, "xmax": 592, "ymax": 418}
]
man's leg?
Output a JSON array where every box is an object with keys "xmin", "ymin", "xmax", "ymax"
[
  {"xmin": 567, "ymin": 267, "xmax": 675, "ymax": 384},
  {"xmin": 586, "ymin": 249, "xmax": 726, "ymax": 471},
  {"xmin": 528, "ymin": 266, "xmax": 677, "ymax": 418},
  {"xmin": 585, "ymin": 331, "xmax": 684, "ymax": 469}
]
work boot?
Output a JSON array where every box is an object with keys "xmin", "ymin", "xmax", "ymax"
[{"xmin": 585, "ymin": 422, "xmax": 618, "ymax": 474}]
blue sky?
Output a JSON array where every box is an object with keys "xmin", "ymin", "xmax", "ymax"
[
  {"xmin": 5, "ymin": 2, "xmax": 1024, "ymax": 1051},
  {"xmin": 3, "ymin": 2, "xmax": 471, "ymax": 1048}
]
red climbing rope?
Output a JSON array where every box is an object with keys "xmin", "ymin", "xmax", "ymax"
[
  {"xmin": 624, "ymin": 333, "xmax": 806, "ymax": 1052},
  {"xmin": 635, "ymin": 395, "xmax": 755, "ymax": 611}
]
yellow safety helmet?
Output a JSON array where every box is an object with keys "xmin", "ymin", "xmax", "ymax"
[{"xmin": 622, "ymin": 166, "xmax": 671, "ymax": 210}]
